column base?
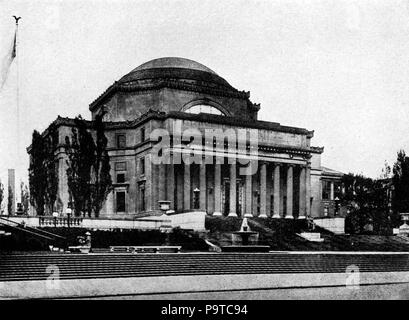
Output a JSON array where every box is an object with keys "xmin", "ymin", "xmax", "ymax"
[
  {"xmin": 258, "ymin": 213, "xmax": 268, "ymax": 218},
  {"xmin": 213, "ymin": 212, "xmax": 223, "ymax": 216},
  {"xmin": 285, "ymin": 215, "xmax": 294, "ymax": 219},
  {"xmin": 244, "ymin": 213, "xmax": 253, "ymax": 218},
  {"xmin": 298, "ymin": 215, "xmax": 306, "ymax": 219},
  {"xmin": 272, "ymin": 214, "xmax": 281, "ymax": 219},
  {"xmin": 228, "ymin": 212, "xmax": 238, "ymax": 217}
]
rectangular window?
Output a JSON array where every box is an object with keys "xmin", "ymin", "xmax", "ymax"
[
  {"xmin": 116, "ymin": 173, "xmax": 125, "ymax": 183},
  {"xmin": 140, "ymin": 157, "xmax": 145, "ymax": 175},
  {"xmin": 140, "ymin": 185, "xmax": 146, "ymax": 211},
  {"xmin": 116, "ymin": 191, "xmax": 126, "ymax": 212},
  {"xmin": 116, "ymin": 134, "xmax": 126, "ymax": 148},
  {"xmin": 140, "ymin": 127, "xmax": 145, "ymax": 142},
  {"xmin": 322, "ymin": 180, "xmax": 331, "ymax": 200}
]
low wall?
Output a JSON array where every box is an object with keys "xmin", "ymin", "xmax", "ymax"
[
  {"xmin": 314, "ymin": 217, "xmax": 345, "ymax": 234},
  {"xmin": 5, "ymin": 216, "xmax": 169, "ymax": 230},
  {"xmin": 5, "ymin": 212, "xmax": 206, "ymax": 232},
  {"xmin": 166, "ymin": 211, "xmax": 207, "ymax": 231}
]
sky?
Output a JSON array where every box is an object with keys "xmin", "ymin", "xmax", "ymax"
[{"xmin": 1, "ymin": 0, "xmax": 409, "ymax": 188}]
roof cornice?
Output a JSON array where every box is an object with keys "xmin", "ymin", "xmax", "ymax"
[{"xmin": 89, "ymin": 80, "xmax": 250, "ymax": 111}]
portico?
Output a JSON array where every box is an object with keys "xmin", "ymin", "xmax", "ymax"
[{"xmin": 155, "ymin": 150, "xmax": 314, "ymax": 219}]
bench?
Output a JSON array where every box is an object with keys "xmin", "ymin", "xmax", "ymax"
[{"xmin": 109, "ymin": 245, "xmax": 182, "ymax": 253}]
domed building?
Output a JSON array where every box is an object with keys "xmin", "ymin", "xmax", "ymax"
[{"xmin": 28, "ymin": 57, "xmax": 344, "ymax": 230}]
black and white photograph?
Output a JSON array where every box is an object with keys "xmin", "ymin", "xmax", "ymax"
[{"xmin": 1, "ymin": 0, "xmax": 409, "ymax": 304}]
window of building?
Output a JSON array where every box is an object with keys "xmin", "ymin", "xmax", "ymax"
[
  {"xmin": 116, "ymin": 191, "xmax": 126, "ymax": 212},
  {"xmin": 116, "ymin": 134, "xmax": 126, "ymax": 148},
  {"xmin": 140, "ymin": 157, "xmax": 145, "ymax": 175},
  {"xmin": 116, "ymin": 173, "xmax": 125, "ymax": 183},
  {"xmin": 140, "ymin": 184, "xmax": 146, "ymax": 211},
  {"xmin": 140, "ymin": 127, "xmax": 145, "ymax": 142},
  {"xmin": 184, "ymin": 104, "xmax": 225, "ymax": 116},
  {"xmin": 322, "ymin": 180, "xmax": 331, "ymax": 200}
]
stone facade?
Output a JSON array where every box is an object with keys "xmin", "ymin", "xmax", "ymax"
[{"xmin": 28, "ymin": 57, "xmax": 342, "ymax": 219}]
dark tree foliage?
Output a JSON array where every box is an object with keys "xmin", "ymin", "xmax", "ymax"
[
  {"xmin": 7, "ymin": 185, "xmax": 13, "ymax": 215},
  {"xmin": 65, "ymin": 115, "xmax": 111, "ymax": 218},
  {"xmin": 44, "ymin": 135, "xmax": 59, "ymax": 213},
  {"xmin": 28, "ymin": 130, "xmax": 47, "ymax": 216},
  {"xmin": 28, "ymin": 129, "xmax": 59, "ymax": 215},
  {"xmin": 392, "ymin": 150, "xmax": 409, "ymax": 225},
  {"xmin": 20, "ymin": 182, "xmax": 30, "ymax": 214},
  {"xmin": 65, "ymin": 116, "xmax": 96, "ymax": 217},
  {"xmin": 91, "ymin": 112, "xmax": 112, "ymax": 217},
  {"xmin": 342, "ymin": 173, "xmax": 391, "ymax": 235}
]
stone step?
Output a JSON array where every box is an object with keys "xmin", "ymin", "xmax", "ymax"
[{"xmin": 1, "ymin": 253, "xmax": 409, "ymax": 282}]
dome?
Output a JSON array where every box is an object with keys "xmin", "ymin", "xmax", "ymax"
[
  {"xmin": 132, "ymin": 57, "xmax": 217, "ymax": 75},
  {"xmin": 118, "ymin": 57, "xmax": 234, "ymax": 90}
]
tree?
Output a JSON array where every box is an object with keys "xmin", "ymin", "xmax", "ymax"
[
  {"xmin": 65, "ymin": 116, "xmax": 95, "ymax": 217},
  {"xmin": 29, "ymin": 130, "xmax": 47, "ymax": 216},
  {"xmin": 7, "ymin": 185, "xmax": 13, "ymax": 215},
  {"xmin": 20, "ymin": 182, "xmax": 30, "ymax": 215},
  {"xmin": 342, "ymin": 173, "xmax": 391, "ymax": 234},
  {"xmin": 44, "ymin": 135, "xmax": 59, "ymax": 213},
  {"xmin": 392, "ymin": 150, "xmax": 409, "ymax": 226},
  {"xmin": 0, "ymin": 180, "xmax": 4, "ymax": 215},
  {"xmin": 90, "ymin": 112, "xmax": 112, "ymax": 217},
  {"xmin": 65, "ymin": 114, "xmax": 112, "ymax": 218}
]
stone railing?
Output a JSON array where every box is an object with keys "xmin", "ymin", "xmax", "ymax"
[
  {"xmin": 6, "ymin": 211, "xmax": 206, "ymax": 231},
  {"xmin": 39, "ymin": 217, "xmax": 83, "ymax": 227}
]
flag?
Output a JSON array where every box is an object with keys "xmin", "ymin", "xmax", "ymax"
[{"xmin": 0, "ymin": 28, "xmax": 17, "ymax": 90}]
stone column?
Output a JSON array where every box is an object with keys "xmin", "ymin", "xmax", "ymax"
[
  {"xmin": 306, "ymin": 165, "xmax": 311, "ymax": 217},
  {"xmin": 299, "ymin": 166, "xmax": 306, "ymax": 219},
  {"xmin": 273, "ymin": 163, "xmax": 281, "ymax": 218},
  {"xmin": 213, "ymin": 164, "xmax": 222, "ymax": 216},
  {"xmin": 244, "ymin": 163, "xmax": 253, "ymax": 217},
  {"xmin": 184, "ymin": 164, "xmax": 191, "ymax": 211},
  {"xmin": 159, "ymin": 164, "xmax": 166, "ymax": 202},
  {"xmin": 167, "ymin": 163, "xmax": 175, "ymax": 210},
  {"xmin": 148, "ymin": 157, "xmax": 159, "ymax": 212},
  {"xmin": 259, "ymin": 162, "xmax": 267, "ymax": 218},
  {"xmin": 176, "ymin": 165, "xmax": 184, "ymax": 211},
  {"xmin": 286, "ymin": 165, "xmax": 293, "ymax": 219},
  {"xmin": 228, "ymin": 163, "xmax": 237, "ymax": 217},
  {"xmin": 200, "ymin": 163, "xmax": 206, "ymax": 211},
  {"xmin": 330, "ymin": 181, "xmax": 334, "ymax": 201}
]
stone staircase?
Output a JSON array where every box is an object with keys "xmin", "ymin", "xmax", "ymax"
[{"xmin": 1, "ymin": 252, "xmax": 409, "ymax": 282}]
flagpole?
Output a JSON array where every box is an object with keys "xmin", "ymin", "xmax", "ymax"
[{"xmin": 13, "ymin": 16, "xmax": 21, "ymax": 205}]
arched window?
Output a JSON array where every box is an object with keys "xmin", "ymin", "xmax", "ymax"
[{"xmin": 184, "ymin": 104, "xmax": 226, "ymax": 116}]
